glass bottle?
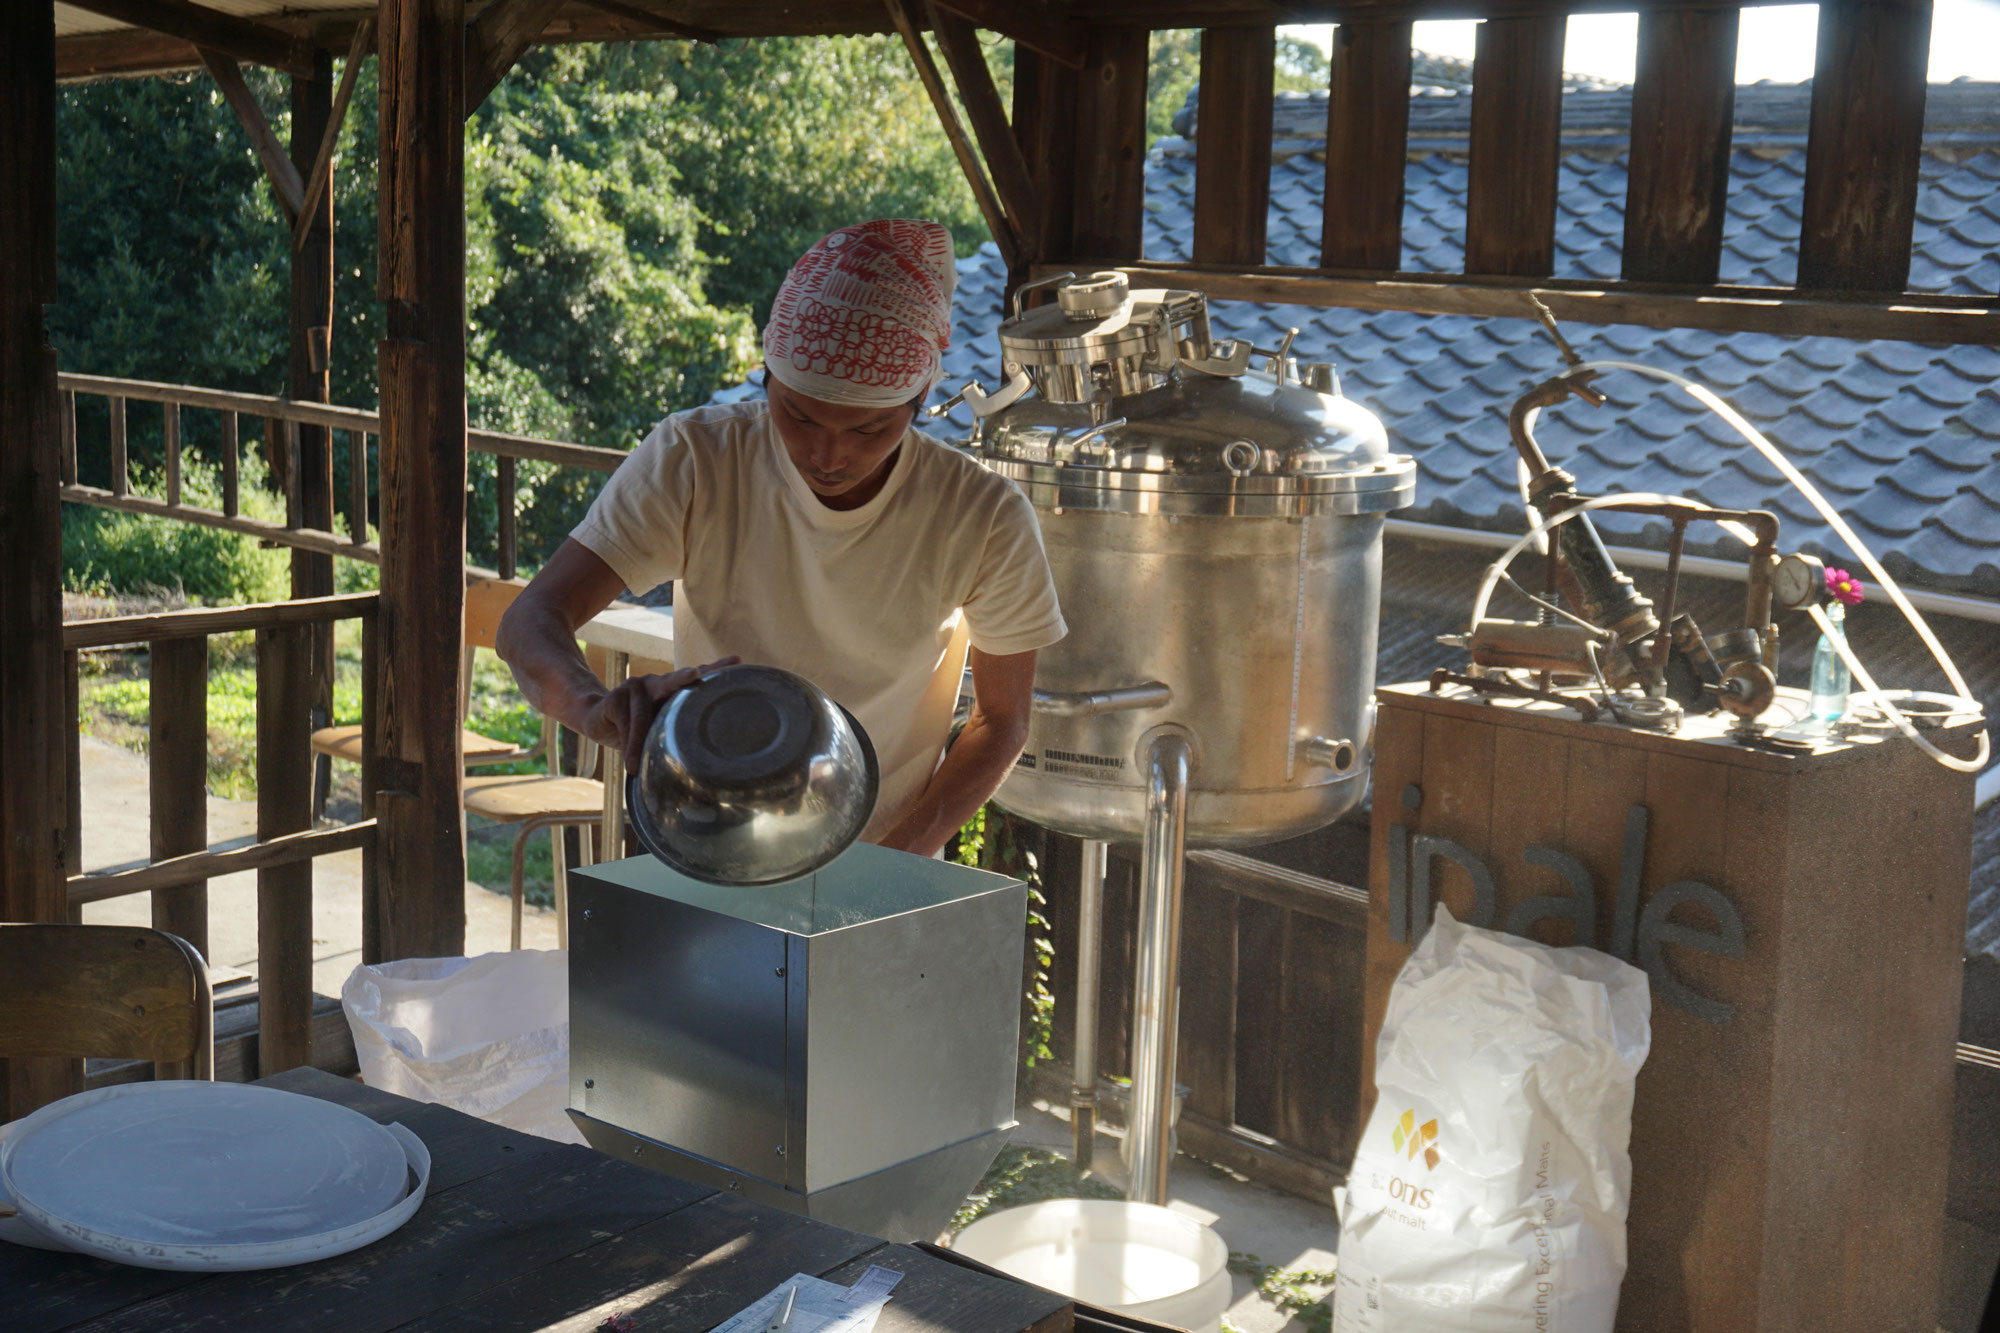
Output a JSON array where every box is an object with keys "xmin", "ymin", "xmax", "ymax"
[{"xmin": 1809, "ymin": 602, "xmax": 1851, "ymax": 722}]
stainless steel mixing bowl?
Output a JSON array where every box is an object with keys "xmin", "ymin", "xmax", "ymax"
[{"xmin": 624, "ymin": 663, "xmax": 880, "ymax": 885}]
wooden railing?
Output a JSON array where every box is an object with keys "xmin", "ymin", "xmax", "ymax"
[
  {"xmin": 56, "ymin": 372, "xmax": 627, "ymax": 579},
  {"xmin": 62, "ymin": 593, "xmax": 379, "ymax": 1078}
]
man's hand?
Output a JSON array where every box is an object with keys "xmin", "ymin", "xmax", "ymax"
[{"xmin": 585, "ymin": 658, "xmax": 741, "ymax": 774}]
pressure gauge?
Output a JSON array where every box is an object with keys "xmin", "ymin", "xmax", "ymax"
[{"xmin": 1771, "ymin": 553, "xmax": 1825, "ymax": 612}]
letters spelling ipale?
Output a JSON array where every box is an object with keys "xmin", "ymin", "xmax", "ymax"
[{"xmin": 1386, "ymin": 804, "xmax": 1746, "ymax": 1024}]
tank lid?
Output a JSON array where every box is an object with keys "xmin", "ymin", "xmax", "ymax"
[{"xmin": 998, "ymin": 280, "xmax": 1205, "ymax": 367}]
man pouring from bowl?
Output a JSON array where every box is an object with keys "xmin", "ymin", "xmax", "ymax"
[{"xmin": 498, "ymin": 219, "xmax": 1066, "ymax": 857}]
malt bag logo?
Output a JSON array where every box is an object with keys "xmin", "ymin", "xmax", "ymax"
[{"xmin": 1391, "ymin": 1109, "xmax": 1440, "ymax": 1170}]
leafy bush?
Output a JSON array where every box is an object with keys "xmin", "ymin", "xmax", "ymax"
[{"xmin": 63, "ymin": 454, "xmax": 289, "ymax": 604}]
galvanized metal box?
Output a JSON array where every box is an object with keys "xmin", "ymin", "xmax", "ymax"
[{"xmin": 566, "ymin": 841, "xmax": 1026, "ymax": 1241}]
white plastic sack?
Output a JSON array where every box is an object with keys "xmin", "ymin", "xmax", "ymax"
[
  {"xmin": 1332, "ymin": 907, "xmax": 1651, "ymax": 1332},
  {"xmin": 341, "ymin": 950, "xmax": 585, "ymax": 1144}
]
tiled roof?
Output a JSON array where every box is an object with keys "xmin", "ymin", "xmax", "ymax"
[{"xmin": 937, "ymin": 82, "xmax": 2000, "ymax": 599}]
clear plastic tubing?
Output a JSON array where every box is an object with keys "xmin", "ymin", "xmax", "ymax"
[{"xmin": 1486, "ymin": 359, "xmax": 1988, "ymax": 775}]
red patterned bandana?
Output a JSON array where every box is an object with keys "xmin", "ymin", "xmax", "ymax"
[{"xmin": 763, "ymin": 219, "xmax": 957, "ymax": 409}]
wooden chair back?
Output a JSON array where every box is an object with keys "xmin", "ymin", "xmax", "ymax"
[
  {"xmin": 460, "ymin": 577, "xmax": 529, "ymax": 719},
  {"xmin": 0, "ymin": 925, "xmax": 215, "ymax": 1085}
]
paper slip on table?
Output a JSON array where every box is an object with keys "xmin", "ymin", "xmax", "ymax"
[{"xmin": 3, "ymin": 1067, "xmax": 1075, "ymax": 1333}]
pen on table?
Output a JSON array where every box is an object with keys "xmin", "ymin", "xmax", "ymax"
[{"xmin": 766, "ymin": 1284, "xmax": 798, "ymax": 1333}]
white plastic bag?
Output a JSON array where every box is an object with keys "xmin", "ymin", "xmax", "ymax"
[
  {"xmin": 1332, "ymin": 907, "xmax": 1651, "ymax": 1332},
  {"xmin": 340, "ymin": 950, "xmax": 584, "ymax": 1144}
]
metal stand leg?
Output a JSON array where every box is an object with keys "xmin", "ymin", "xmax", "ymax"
[
  {"xmin": 1072, "ymin": 838, "xmax": 1106, "ymax": 1171},
  {"xmin": 1128, "ymin": 729, "xmax": 1194, "ymax": 1205}
]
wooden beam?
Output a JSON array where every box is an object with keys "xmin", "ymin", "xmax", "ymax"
[
  {"xmin": 198, "ymin": 48, "xmax": 306, "ymax": 224},
  {"xmin": 1798, "ymin": 0, "xmax": 1933, "ymax": 293},
  {"xmin": 293, "ymin": 20, "xmax": 373, "ymax": 254},
  {"xmin": 1464, "ymin": 14, "xmax": 1566, "ymax": 276},
  {"xmin": 376, "ymin": 0, "xmax": 470, "ymax": 962},
  {"xmin": 1193, "ymin": 26, "xmax": 1277, "ymax": 266},
  {"xmin": 1321, "ymin": 19, "xmax": 1411, "ymax": 271},
  {"xmin": 465, "ymin": 0, "xmax": 572, "ymax": 113},
  {"xmin": 70, "ymin": 823, "xmax": 376, "ymax": 905},
  {"xmin": 928, "ymin": 4, "xmax": 1040, "ymax": 246},
  {"xmin": 885, "ymin": 0, "xmax": 1022, "ymax": 270},
  {"xmin": 1623, "ymin": 10, "xmax": 1738, "ymax": 284},
  {"xmin": 1069, "ymin": 26, "xmax": 1151, "ymax": 263},
  {"xmin": 575, "ymin": 0, "xmax": 722, "ymax": 42},
  {"xmin": 62, "ymin": 592, "xmax": 379, "ymax": 651},
  {"xmin": 1073, "ymin": 261, "xmax": 2000, "ymax": 345},
  {"xmin": 57, "ymin": 0, "xmax": 313, "ymax": 76},
  {"xmin": 932, "ymin": 0, "xmax": 1087, "ymax": 70},
  {"xmin": 0, "ymin": 0, "xmax": 79, "ymax": 1116}
]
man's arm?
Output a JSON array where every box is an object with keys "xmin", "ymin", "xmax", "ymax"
[
  {"xmin": 876, "ymin": 645, "xmax": 1037, "ymax": 859},
  {"xmin": 496, "ymin": 538, "xmax": 734, "ymax": 771}
]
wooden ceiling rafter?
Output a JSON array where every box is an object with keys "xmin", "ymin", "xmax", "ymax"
[
  {"xmin": 574, "ymin": 0, "xmax": 722, "ymax": 42},
  {"xmin": 930, "ymin": 0, "xmax": 1088, "ymax": 69},
  {"xmin": 292, "ymin": 18, "xmax": 374, "ymax": 252},
  {"xmin": 58, "ymin": 0, "xmax": 316, "ymax": 76},
  {"xmin": 197, "ymin": 47, "xmax": 307, "ymax": 224}
]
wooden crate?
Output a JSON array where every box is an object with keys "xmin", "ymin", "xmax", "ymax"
[{"xmin": 1363, "ymin": 683, "xmax": 1979, "ymax": 1333}]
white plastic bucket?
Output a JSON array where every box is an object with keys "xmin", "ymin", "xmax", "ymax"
[{"xmin": 953, "ymin": 1199, "xmax": 1232, "ymax": 1333}]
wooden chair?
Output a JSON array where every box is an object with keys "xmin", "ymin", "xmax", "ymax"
[
  {"xmin": 0, "ymin": 924, "xmax": 215, "ymax": 1093},
  {"xmin": 463, "ymin": 719, "xmax": 605, "ymax": 950},
  {"xmin": 310, "ymin": 577, "xmax": 543, "ymax": 780}
]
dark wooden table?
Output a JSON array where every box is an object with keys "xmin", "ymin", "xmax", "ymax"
[{"xmin": 5, "ymin": 1067, "xmax": 1075, "ymax": 1333}]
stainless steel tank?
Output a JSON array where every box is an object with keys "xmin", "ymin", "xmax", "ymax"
[
  {"xmin": 966, "ymin": 273, "xmax": 1415, "ymax": 846},
  {"xmin": 952, "ymin": 272, "xmax": 1414, "ymax": 1205}
]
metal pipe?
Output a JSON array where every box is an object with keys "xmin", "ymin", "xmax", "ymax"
[
  {"xmin": 1071, "ymin": 838, "xmax": 1106, "ymax": 1171},
  {"xmin": 1032, "ymin": 682, "xmax": 1172, "ymax": 718},
  {"xmin": 1127, "ymin": 729, "xmax": 1194, "ymax": 1204}
]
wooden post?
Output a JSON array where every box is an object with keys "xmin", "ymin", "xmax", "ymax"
[
  {"xmin": 375, "ymin": 0, "xmax": 468, "ymax": 961},
  {"xmin": 1193, "ymin": 27, "xmax": 1276, "ymax": 267},
  {"xmin": 1464, "ymin": 15, "xmax": 1567, "ymax": 278},
  {"xmin": 292, "ymin": 50, "xmax": 338, "ymax": 810},
  {"xmin": 150, "ymin": 637, "xmax": 210, "ymax": 960},
  {"xmin": 256, "ymin": 623, "xmax": 315, "ymax": 1074},
  {"xmin": 1798, "ymin": 0, "xmax": 1933, "ymax": 292},
  {"xmin": 0, "ymin": 0, "xmax": 80, "ymax": 1115},
  {"xmin": 1070, "ymin": 26, "xmax": 1150, "ymax": 263},
  {"xmin": 1321, "ymin": 20, "xmax": 1413, "ymax": 273},
  {"xmin": 1622, "ymin": 11, "xmax": 1738, "ymax": 285}
]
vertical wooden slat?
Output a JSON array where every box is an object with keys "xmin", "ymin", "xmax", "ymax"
[
  {"xmin": 1231, "ymin": 895, "xmax": 1285, "ymax": 1135},
  {"xmin": 1070, "ymin": 26, "xmax": 1150, "ymax": 262},
  {"xmin": 109, "ymin": 396, "xmax": 128, "ymax": 496},
  {"xmin": 1192, "ymin": 26, "xmax": 1276, "ymax": 266},
  {"xmin": 1623, "ymin": 10, "xmax": 1739, "ymax": 284},
  {"xmin": 1464, "ymin": 15, "xmax": 1567, "ymax": 277},
  {"xmin": 255, "ymin": 621, "xmax": 315, "ymax": 1074},
  {"xmin": 360, "ymin": 600, "xmax": 382, "ymax": 964},
  {"xmin": 0, "ymin": 0, "xmax": 80, "ymax": 1115},
  {"xmin": 59, "ymin": 389, "xmax": 75, "ymax": 487},
  {"xmin": 497, "ymin": 453, "xmax": 516, "ymax": 580},
  {"xmin": 1275, "ymin": 910, "xmax": 1360, "ymax": 1159},
  {"xmin": 1798, "ymin": 0, "xmax": 1934, "ymax": 292},
  {"xmin": 276, "ymin": 418, "xmax": 301, "ymax": 528},
  {"xmin": 349, "ymin": 431, "xmax": 370, "ymax": 544},
  {"xmin": 1010, "ymin": 46, "xmax": 1079, "ymax": 291},
  {"xmin": 162, "ymin": 402, "xmax": 182, "ymax": 506},
  {"xmin": 1321, "ymin": 19, "xmax": 1412, "ymax": 272},
  {"xmin": 149, "ymin": 637, "xmax": 209, "ymax": 960},
  {"xmin": 376, "ymin": 0, "xmax": 469, "ymax": 961},
  {"xmin": 222, "ymin": 412, "xmax": 240, "ymax": 516}
]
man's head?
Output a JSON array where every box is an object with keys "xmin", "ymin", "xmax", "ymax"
[{"xmin": 761, "ymin": 220, "xmax": 955, "ymax": 505}]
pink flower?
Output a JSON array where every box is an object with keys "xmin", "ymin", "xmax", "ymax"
[{"xmin": 1825, "ymin": 567, "xmax": 1865, "ymax": 606}]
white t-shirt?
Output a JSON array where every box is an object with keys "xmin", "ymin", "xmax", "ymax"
[{"xmin": 572, "ymin": 400, "xmax": 1067, "ymax": 841}]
